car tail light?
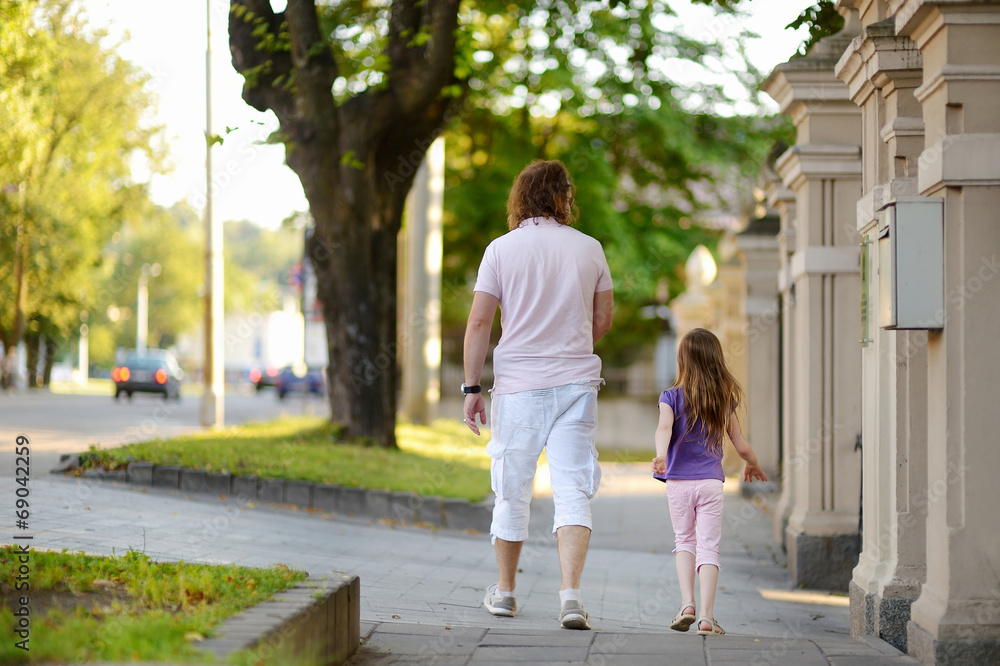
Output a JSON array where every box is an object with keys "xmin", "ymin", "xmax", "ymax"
[
  {"xmin": 112, "ymin": 367, "xmax": 120, "ymax": 382},
  {"xmin": 250, "ymin": 368, "xmax": 262, "ymax": 383},
  {"xmin": 266, "ymin": 365, "xmax": 279, "ymax": 377},
  {"xmin": 119, "ymin": 367, "xmax": 130, "ymax": 382},
  {"xmin": 155, "ymin": 369, "xmax": 167, "ymax": 384}
]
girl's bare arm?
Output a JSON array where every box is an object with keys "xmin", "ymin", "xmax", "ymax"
[
  {"xmin": 727, "ymin": 417, "xmax": 768, "ymax": 482},
  {"xmin": 651, "ymin": 402, "xmax": 674, "ymax": 475}
]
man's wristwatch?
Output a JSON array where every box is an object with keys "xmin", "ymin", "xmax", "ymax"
[{"xmin": 461, "ymin": 383, "xmax": 482, "ymax": 395}]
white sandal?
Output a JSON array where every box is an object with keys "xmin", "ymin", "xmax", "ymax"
[
  {"xmin": 669, "ymin": 602, "xmax": 696, "ymax": 631},
  {"xmin": 695, "ymin": 615, "xmax": 726, "ymax": 636}
]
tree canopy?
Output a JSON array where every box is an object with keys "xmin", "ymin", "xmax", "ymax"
[
  {"xmin": 436, "ymin": 1, "xmax": 791, "ymax": 366},
  {"xmin": 227, "ymin": 0, "xmax": 797, "ymax": 445},
  {"xmin": 0, "ymin": 0, "xmax": 162, "ymax": 386}
]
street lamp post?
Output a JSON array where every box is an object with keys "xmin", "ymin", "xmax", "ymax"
[
  {"xmin": 200, "ymin": 0, "xmax": 224, "ymax": 427},
  {"xmin": 137, "ymin": 262, "xmax": 161, "ymax": 352}
]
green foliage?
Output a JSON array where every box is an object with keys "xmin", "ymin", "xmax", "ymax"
[
  {"xmin": 0, "ymin": 546, "xmax": 304, "ymax": 663},
  {"xmin": 437, "ymin": 0, "xmax": 790, "ymax": 365},
  {"xmin": 84, "ymin": 205, "xmax": 291, "ymax": 367},
  {"xmin": 0, "ymin": 0, "xmax": 163, "ymax": 372},
  {"xmin": 786, "ymin": 1, "xmax": 845, "ymax": 57}
]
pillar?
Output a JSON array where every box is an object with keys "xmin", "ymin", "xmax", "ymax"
[
  {"xmin": 762, "ymin": 14, "xmax": 864, "ymax": 591},
  {"xmin": 400, "ymin": 138, "xmax": 444, "ymax": 424},
  {"xmin": 765, "ymin": 173, "xmax": 798, "ymax": 545},
  {"xmin": 734, "ymin": 214, "xmax": 782, "ymax": 484},
  {"xmin": 895, "ymin": 2, "xmax": 1000, "ymax": 662},
  {"xmin": 835, "ymin": 7, "xmax": 928, "ymax": 652}
]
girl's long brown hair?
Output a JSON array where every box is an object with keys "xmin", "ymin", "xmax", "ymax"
[
  {"xmin": 506, "ymin": 160, "xmax": 578, "ymax": 230},
  {"xmin": 673, "ymin": 328, "xmax": 744, "ymax": 455}
]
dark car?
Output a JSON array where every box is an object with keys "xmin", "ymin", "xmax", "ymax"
[
  {"xmin": 249, "ymin": 364, "xmax": 282, "ymax": 392},
  {"xmin": 112, "ymin": 350, "xmax": 183, "ymax": 401},
  {"xmin": 276, "ymin": 364, "xmax": 325, "ymax": 399}
]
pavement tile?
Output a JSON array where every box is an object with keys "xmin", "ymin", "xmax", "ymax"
[
  {"xmin": 478, "ymin": 631, "xmax": 595, "ymax": 647},
  {"xmin": 590, "ymin": 632, "xmax": 703, "ymax": 655},
  {"xmin": 470, "ymin": 645, "xmax": 591, "ymax": 662},
  {"xmin": 372, "ymin": 624, "xmax": 486, "ymax": 639},
  {"xmin": 587, "ymin": 656, "xmax": 684, "ymax": 666},
  {"xmin": 364, "ymin": 632, "xmax": 478, "ymax": 656},
  {"xmin": 826, "ymin": 656, "xmax": 916, "ymax": 665}
]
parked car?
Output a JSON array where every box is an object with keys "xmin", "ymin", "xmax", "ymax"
[
  {"xmin": 249, "ymin": 364, "xmax": 282, "ymax": 392},
  {"xmin": 276, "ymin": 364, "xmax": 325, "ymax": 399},
  {"xmin": 112, "ymin": 350, "xmax": 183, "ymax": 401}
]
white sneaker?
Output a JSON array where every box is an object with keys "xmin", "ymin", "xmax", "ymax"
[
  {"xmin": 483, "ymin": 584, "xmax": 516, "ymax": 617},
  {"xmin": 560, "ymin": 599, "xmax": 591, "ymax": 630}
]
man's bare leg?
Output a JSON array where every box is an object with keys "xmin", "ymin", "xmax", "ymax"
[
  {"xmin": 495, "ymin": 537, "xmax": 524, "ymax": 592},
  {"xmin": 556, "ymin": 525, "xmax": 591, "ymax": 590},
  {"xmin": 556, "ymin": 525, "xmax": 592, "ymax": 629}
]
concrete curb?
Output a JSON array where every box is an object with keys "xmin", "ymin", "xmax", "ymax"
[
  {"xmin": 197, "ymin": 573, "xmax": 360, "ymax": 665},
  {"xmin": 54, "ymin": 454, "xmax": 494, "ymax": 532}
]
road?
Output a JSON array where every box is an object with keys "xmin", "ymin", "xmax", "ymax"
[{"xmin": 0, "ymin": 386, "xmax": 329, "ymax": 477}]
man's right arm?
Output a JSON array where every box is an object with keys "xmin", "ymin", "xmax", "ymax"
[
  {"xmin": 463, "ymin": 291, "xmax": 499, "ymax": 435},
  {"xmin": 593, "ymin": 289, "xmax": 613, "ymax": 343}
]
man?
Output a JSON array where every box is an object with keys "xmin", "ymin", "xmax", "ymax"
[{"xmin": 462, "ymin": 159, "xmax": 614, "ymax": 630}]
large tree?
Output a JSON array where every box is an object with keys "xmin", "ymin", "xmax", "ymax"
[
  {"xmin": 228, "ymin": 0, "xmax": 775, "ymax": 447},
  {"xmin": 0, "ymin": 0, "xmax": 161, "ymax": 387},
  {"xmin": 230, "ymin": 0, "xmax": 460, "ymax": 448}
]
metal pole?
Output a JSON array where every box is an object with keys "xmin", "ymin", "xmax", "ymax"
[
  {"xmin": 201, "ymin": 0, "xmax": 224, "ymax": 426},
  {"xmin": 137, "ymin": 272, "xmax": 148, "ymax": 352}
]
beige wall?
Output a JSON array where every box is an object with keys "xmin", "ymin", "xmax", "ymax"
[
  {"xmin": 763, "ymin": 20, "xmax": 864, "ymax": 591},
  {"xmin": 833, "ymin": 1, "xmax": 1000, "ymax": 662}
]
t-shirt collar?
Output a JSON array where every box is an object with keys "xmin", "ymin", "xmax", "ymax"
[{"xmin": 518, "ymin": 216, "xmax": 561, "ymax": 227}]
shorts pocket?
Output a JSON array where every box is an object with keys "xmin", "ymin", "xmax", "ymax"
[
  {"xmin": 585, "ymin": 447, "xmax": 601, "ymax": 499},
  {"xmin": 488, "ymin": 452, "xmax": 506, "ymax": 499},
  {"xmin": 500, "ymin": 392, "xmax": 545, "ymax": 429}
]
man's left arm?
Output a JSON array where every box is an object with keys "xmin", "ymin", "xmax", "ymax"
[{"xmin": 593, "ymin": 289, "xmax": 613, "ymax": 343}]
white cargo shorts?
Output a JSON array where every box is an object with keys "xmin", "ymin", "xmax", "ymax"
[{"xmin": 487, "ymin": 380, "xmax": 602, "ymax": 542}]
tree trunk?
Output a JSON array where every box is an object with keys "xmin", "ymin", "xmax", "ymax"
[
  {"xmin": 42, "ymin": 337, "xmax": 57, "ymax": 386},
  {"xmin": 294, "ymin": 138, "xmax": 418, "ymax": 449},
  {"xmin": 25, "ymin": 332, "xmax": 40, "ymax": 389},
  {"xmin": 1, "ymin": 221, "xmax": 29, "ymax": 389},
  {"xmin": 229, "ymin": 0, "xmax": 460, "ymax": 447}
]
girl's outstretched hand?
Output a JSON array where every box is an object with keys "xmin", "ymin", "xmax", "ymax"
[{"xmin": 743, "ymin": 462, "xmax": 767, "ymax": 482}]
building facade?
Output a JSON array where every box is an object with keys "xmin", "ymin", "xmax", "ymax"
[{"xmin": 757, "ymin": 1, "xmax": 1000, "ymax": 663}]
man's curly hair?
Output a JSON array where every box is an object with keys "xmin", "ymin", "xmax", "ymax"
[{"xmin": 506, "ymin": 160, "xmax": 578, "ymax": 230}]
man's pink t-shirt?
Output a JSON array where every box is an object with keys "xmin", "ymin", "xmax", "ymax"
[{"xmin": 474, "ymin": 216, "xmax": 613, "ymax": 394}]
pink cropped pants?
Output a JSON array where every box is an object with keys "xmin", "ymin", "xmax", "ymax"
[{"xmin": 666, "ymin": 478, "xmax": 724, "ymax": 571}]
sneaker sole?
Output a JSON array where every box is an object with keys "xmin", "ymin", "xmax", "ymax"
[
  {"xmin": 561, "ymin": 612, "xmax": 591, "ymax": 630},
  {"xmin": 485, "ymin": 603, "xmax": 515, "ymax": 617}
]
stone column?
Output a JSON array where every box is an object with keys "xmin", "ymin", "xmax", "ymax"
[
  {"xmin": 894, "ymin": 2, "xmax": 1000, "ymax": 662},
  {"xmin": 400, "ymin": 138, "xmax": 444, "ymax": 424},
  {"xmin": 835, "ymin": 11, "xmax": 928, "ymax": 652},
  {"xmin": 734, "ymin": 214, "xmax": 782, "ymax": 484},
  {"xmin": 766, "ymin": 176, "xmax": 797, "ymax": 545},
  {"xmin": 762, "ymin": 18, "xmax": 864, "ymax": 591},
  {"xmin": 713, "ymin": 236, "xmax": 750, "ymax": 476}
]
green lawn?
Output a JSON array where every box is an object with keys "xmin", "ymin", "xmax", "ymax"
[
  {"xmin": 0, "ymin": 546, "xmax": 305, "ymax": 664},
  {"xmin": 79, "ymin": 417, "xmax": 654, "ymax": 503},
  {"xmin": 81, "ymin": 417, "xmax": 494, "ymax": 502}
]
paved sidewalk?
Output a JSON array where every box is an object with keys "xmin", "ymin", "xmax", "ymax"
[{"xmin": 1, "ymin": 464, "xmax": 915, "ymax": 664}]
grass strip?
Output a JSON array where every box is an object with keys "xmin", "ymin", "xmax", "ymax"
[
  {"xmin": 78, "ymin": 417, "xmax": 655, "ymax": 503},
  {"xmin": 81, "ymin": 417, "xmax": 494, "ymax": 502},
  {"xmin": 0, "ymin": 546, "xmax": 305, "ymax": 664}
]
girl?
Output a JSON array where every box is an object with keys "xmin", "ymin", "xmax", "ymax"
[{"xmin": 651, "ymin": 328, "xmax": 767, "ymax": 636}]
